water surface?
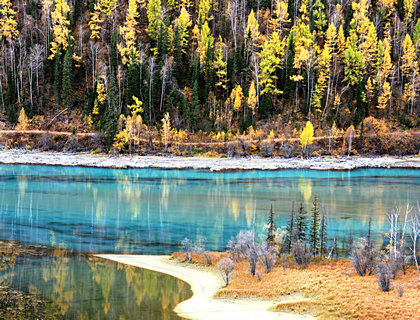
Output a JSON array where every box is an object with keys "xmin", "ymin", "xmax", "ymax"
[
  {"xmin": 0, "ymin": 254, "xmax": 191, "ymax": 319},
  {"xmin": 0, "ymin": 165, "xmax": 418, "ymax": 252}
]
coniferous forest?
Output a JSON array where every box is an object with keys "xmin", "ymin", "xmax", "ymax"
[{"xmin": 0, "ymin": 0, "xmax": 419, "ymax": 154}]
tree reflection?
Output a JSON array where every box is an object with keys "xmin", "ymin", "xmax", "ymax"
[{"xmin": 1, "ymin": 254, "xmax": 192, "ymax": 320}]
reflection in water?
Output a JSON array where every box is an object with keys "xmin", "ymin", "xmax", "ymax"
[
  {"xmin": 0, "ymin": 255, "xmax": 191, "ymax": 320},
  {"xmin": 0, "ymin": 165, "xmax": 418, "ymax": 253}
]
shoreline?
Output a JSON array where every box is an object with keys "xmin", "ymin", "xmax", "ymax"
[
  {"xmin": 95, "ymin": 254, "xmax": 314, "ymax": 320},
  {"xmin": 0, "ymin": 149, "xmax": 419, "ymax": 171}
]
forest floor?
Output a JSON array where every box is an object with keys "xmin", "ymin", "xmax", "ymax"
[
  {"xmin": 169, "ymin": 252, "xmax": 420, "ymax": 320},
  {"xmin": 95, "ymin": 254, "xmax": 314, "ymax": 320},
  {"xmin": 0, "ymin": 149, "xmax": 419, "ymax": 171}
]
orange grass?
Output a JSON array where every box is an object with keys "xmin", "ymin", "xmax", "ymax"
[{"xmin": 171, "ymin": 253, "xmax": 420, "ymax": 319}]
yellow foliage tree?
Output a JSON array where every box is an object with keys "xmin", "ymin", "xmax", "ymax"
[
  {"xmin": 300, "ymin": 121, "xmax": 314, "ymax": 157},
  {"xmin": 248, "ymin": 81, "xmax": 258, "ymax": 116},
  {"xmin": 198, "ymin": 21, "xmax": 214, "ymax": 66},
  {"xmin": 118, "ymin": 0, "xmax": 140, "ymax": 65},
  {"xmin": 176, "ymin": 7, "xmax": 191, "ymax": 53},
  {"xmin": 0, "ymin": 0, "xmax": 18, "ymax": 41},
  {"xmin": 16, "ymin": 108, "xmax": 30, "ymax": 130},
  {"xmin": 49, "ymin": 0, "xmax": 72, "ymax": 59},
  {"xmin": 161, "ymin": 113, "xmax": 171, "ymax": 152}
]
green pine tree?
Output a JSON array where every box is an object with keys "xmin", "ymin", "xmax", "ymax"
[
  {"xmin": 5, "ymin": 70, "xmax": 17, "ymax": 124},
  {"xmin": 62, "ymin": 44, "xmax": 74, "ymax": 110},
  {"xmin": 296, "ymin": 202, "xmax": 308, "ymax": 241},
  {"xmin": 309, "ymin": 195, "xmax": 321, "ymax": 255}
]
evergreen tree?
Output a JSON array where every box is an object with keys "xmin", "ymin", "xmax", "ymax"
[
  {"xmin": 266, "ymin": 204, "xmax": 276, "ymax": 245},
  {"xmin": 296, "ymin": 202, "xmax": 308, "ymax": 241},
  {"xmin": 190, "ymin": 80, "xmax": 200, "ymax": 131},
  {"xmin": 127, "ymin": 63, "xmax": 140, "ymax": 108},
  {"xmin": 101, "ymin": 71, "xmax": 118, "ymax": 150},
  {"xmin": 309, "ymin": 195, "xmax": 321, "ymax": 255},
  {"xmin": 62, "ymin": 44, "xmax": 73, "ymax": 110},
  {"xmin": 285, "ymin": 202, "xmax": 296, "ymax": 253},
  {"xmin": 5, "ymin": 70, "xmax": 17, "ymax": 124},
  {"xmin": 319, "ymin": 215, "xmax": 327, "ymax": 257},
  {"xmin": 54, "ymin": 50, "xmax": 63, "ymax": 105}
]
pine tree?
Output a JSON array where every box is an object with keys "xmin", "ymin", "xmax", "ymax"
[
  {"xmin": 296, "ymin": 202, "xmax": 308, "ymax": 241},
  {"xmin": 267, "ymin": 204, "xmax": 276, "ymax": 245},
  {"xmin": 54, "ymin": 50, "xmax": 63, "ymax": 105},
  {"xmin": 5, "ymin": 70, "xmax": 17, "ymax": 124},
  {"xmin": 285, "ymin": 202, "xmax": 296, "ymax": 253},
  {"xmin": 147, "ymin": 0, "xmax": 162, "ymax": 42},
  {"xmin": 101, "ymin": 70, "xmax": 118, "ymax": 150},
  {"xmin": 62, "ymin": 45, "xmax": 73, "ymax": 109},
  {"xmin": 309, "ymin": 195, "xmax": 321, "ymax": 255},
  {"xmin": 319, "ymin": 215, "xmax": 327, "ymax": 257}
]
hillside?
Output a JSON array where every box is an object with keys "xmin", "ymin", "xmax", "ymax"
[{"xmin": 0, "ymin": 0, "xmax": 419, "ymax": 154}]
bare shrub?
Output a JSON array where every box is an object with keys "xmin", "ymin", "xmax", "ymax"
[
  {"xmin": 181, "ymin": 237, "xmax": 206, "ymax": 263},
  {"xmin": 396, "ymin": 285, "xmax": 404, "ymax": 297},
  {"xmin": 261, "ymin": 140, "xmax": 274, "ymax": 157},
  {"xmin": 259, "ymin": 243, "xmax": 278, "ymax": 273},
  {"xmin": 351, "ymin": 238, "xmax": 376, "ymax": 276},
  {"xmin": 376, "ymin": 262, "xmax": 391, "ymax": 292},
  {"xmin": 291, "ymin": 240, "xmax": 312, "ymax": 269},
  {"xmin": 228, "ymin": 230, "xmax": 260, "ymax": 276},
  {"xmin": 181, "ymin": 238, "xmax": 194, "ymax": 263},
  {"xmin": 279, "ymin": 141, "xmax": 295, "ymax": 158},
  {"xmin": 217, "ymin": 257, "xmax": 236, "ymax": 286},
  {"xmin": 202, "ymin": 252, "xmax": 212, "ymax": 265}
]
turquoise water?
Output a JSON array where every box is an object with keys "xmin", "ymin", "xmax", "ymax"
[{"xmin": 0, "ymin": 165, "xmax": 419, "ymax": 253}]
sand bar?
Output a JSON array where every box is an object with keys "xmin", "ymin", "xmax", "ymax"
[
  {"xmin": 95, "ymin": 254, "xmax": 314, "ymax": 320},
  {"xmin": 0, "ymin": 149, "xmax": 419, "ymax": 171}
]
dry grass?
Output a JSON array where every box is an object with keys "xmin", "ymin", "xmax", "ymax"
[{"xmin": 172, "ymin": 253, "xmax": 420, "ymax": 319}]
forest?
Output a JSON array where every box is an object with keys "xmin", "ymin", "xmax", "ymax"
[{"xmin": 0, "ymin": 0, "xmax": 419, "ymax": 154}]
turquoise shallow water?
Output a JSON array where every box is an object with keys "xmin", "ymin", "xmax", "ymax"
[{"xmin": 0, "ymin": 165, "xmax": 419, "ymax": 253}]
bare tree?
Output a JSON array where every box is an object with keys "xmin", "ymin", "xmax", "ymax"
[
  {"xmin": 217, "ymin": 257, "xmax": 236, "ymax": 286},
  {"xmin": 410, "ymin": 202, "xmax": 420, "ymax": 276}
]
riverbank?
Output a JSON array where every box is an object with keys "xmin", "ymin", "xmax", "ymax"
[
  {"xmin": 95, "ymin": 254, "xmax": 314, "ymax": 320},
  {"xmin": 0, "ymin": 149, "xmax": 419, "ymax": 171}
]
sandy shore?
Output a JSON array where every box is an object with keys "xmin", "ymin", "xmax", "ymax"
[
  {"xmin": 95, "ymin": 254, "xmax": 314, "ymax": 320},
  {"xmin": 0, "ymin": 149, "xmax": 419, "ymax": 171}
]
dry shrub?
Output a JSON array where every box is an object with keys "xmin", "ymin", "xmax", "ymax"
[
  {"xmin": 376, "ymin": 262, "xmax": 391, "ymax": 292},
  {"xmin": 361, "ymin": 117, "xmax": 390, "ymax": 154},
  {"xmin": 291, "ymin": 240, "xmax": 312, "ymax": 269},
  {"xmin": 260, "ymin": 140, "xmax": 274, "ymax": 157},
  {"xmin": 351, "ymin": 238, "xmax": 376, "ymax": 276}
]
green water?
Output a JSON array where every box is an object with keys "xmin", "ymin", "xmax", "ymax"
[
  {"xmin": 0, "ymin": 164, "xmax": 418, "ymax": 318},
  {"xmin": 0, "ymin": 255, "xmax": 191, "ymax": 319}
]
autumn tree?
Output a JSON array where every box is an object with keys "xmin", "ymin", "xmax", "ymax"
[
  {"xmin": 300, "ymin": 121, "xmax": 314, "ymax": 158},
  {"xmin": 49, "ymin": 0, "xmax": 72, "ymax": 59},
  {"xmin": 118, "ymin": 0, "xmax": 140, "ymax": 65},
  {"xmin": 0, "ymin": 0, "xmax": 18, "ymax": 41},
  {"xmin": 401, "ymin": 34, "xmax": 418, "ymax": 114}
]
